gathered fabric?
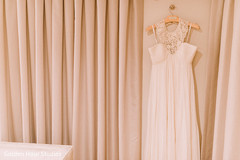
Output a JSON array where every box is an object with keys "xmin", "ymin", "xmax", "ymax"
[{"xmin": 0, "ymin": 0, "xmax": 143, "ymax": 159}]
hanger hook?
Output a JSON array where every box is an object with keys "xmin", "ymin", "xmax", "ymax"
[{"xmin": 169, "ymin": 4, "xmax": 175, "ymax": 15}]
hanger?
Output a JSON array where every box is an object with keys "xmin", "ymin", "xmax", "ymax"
[{"xmin": 145, "ymin": 4, "xmax": 200, "ymax": 33}]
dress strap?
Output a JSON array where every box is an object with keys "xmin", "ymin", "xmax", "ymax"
[
  {"xmin": 186, "ymin": 24, "xmax": 192, "ymax": 42},
  {"xmin": 152, "ymin": 25, "xmax": 158, "ymax": 44}
]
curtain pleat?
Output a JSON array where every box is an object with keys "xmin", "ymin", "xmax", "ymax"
[
  {"xmin": 52, "ymin": 0, "xmax": 63, "ymax": 145},
  {"xmin": 0, "ymin": 0, "xmax": 9, "ymax": 142},
  {"xmin": 119, "ymin": 0, "xmax": 142, "ymax": 159},
  {"xmin": 35, "ymin": 0, "xmax": 46, "ymax": 144},
  {"xmin": 201, "ymin": 0, "xmax": 224, "ymax": 159},
  {"xmin": 43, "ymin": 0, "xmax": 52, "ymax": 145},
  {"xmin": 84, "ymin": 0, "xmax": 97, "ymax": 159},
  {"xmin": 17, "ymin": 0, "xmax": 31, "ymax": 143},
  {"xmin": 212, "ymin": 0, "xmax": 240, "ymax": 159},
  {"xmin": 63, "ymin": 0, "xmax": 74, "ymax": 145},
  {"xmin": 204, "ymin": 0, "xmax": 240, "ymax": 159},
  {"xmin": 72, "ymin": 0, "xmax": 85, "ymax": 159},
  {"xmin": 210, "ymin": 0, "xmax": 232, "ymax": 159},
  {"xmin": 106, "ymin": 1, "xmax": 119, "ymax": 159},
  {"xmin": 5, "ymin": 0, "xmax": 23, "ymax": 142},
  {"xmin": 26, "ymin": 0, "xmax": 36, "ymax": 143},
  {"xmin": 0, "ymin": 0, "xmax": 143, "ymax": 160},
  {"xmin": 118, "ymin": 0, "xmax": 129, "ymax": 158},
  {"xmin": 96, "ymin": 0, "xmax": 107, "ymax": 159}
]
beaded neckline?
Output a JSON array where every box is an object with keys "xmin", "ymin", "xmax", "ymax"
[{"xmin": 154, "ymin": 18, "xmax": 189, "ymax": 54}]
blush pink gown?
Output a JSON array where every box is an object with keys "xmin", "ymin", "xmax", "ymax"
[{"xmin": 144, "ymin": 18, "xmax": 200, "ymax": 160}]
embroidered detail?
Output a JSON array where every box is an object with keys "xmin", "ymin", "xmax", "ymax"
[{"xmin": 155, "ymin": 18, "xmax": 188, "ymax": 54}]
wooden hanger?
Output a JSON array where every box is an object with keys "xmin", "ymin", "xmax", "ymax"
[{"xmin": 146, "ymin": 4, "xmax": 200, "ymax": 33}]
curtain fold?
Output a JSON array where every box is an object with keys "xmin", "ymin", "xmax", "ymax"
[
  {"xmin": 201, "ymin": 0, "xmax": 224, "ymax": 159},
  {"xmin": 212, "ymin": 0, "xmax": 240, "ymax": 159},
  {"xmin": 203, "ymin": 0, "xmax": 240, "ymax": 159},
  {"xmin": 0, "ymin": 0, "xmax": 143, "ymax": 160}
]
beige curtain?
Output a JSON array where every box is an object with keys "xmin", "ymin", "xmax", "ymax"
[
  {"xmin": 200, "ymin": 0, "xmax": 224, "ymax": 159},
  {"xmin": 212, "ymin": 0, "xmax": 240, "ymax": 159},
  {"xmin": 202, "ymin": 0, "xmax": 240, "ymax": 159},
  {"xmin": 0, "ymin": 0, "xmax": 143, "ymax": 159}
]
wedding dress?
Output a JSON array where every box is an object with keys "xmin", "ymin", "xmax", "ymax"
[{"xmin": 143, "ymin": 18, "xmax": 200, "ymax": 160}]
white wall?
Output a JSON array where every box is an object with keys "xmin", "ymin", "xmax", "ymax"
[{"xmin": 142, "ymin": 0, "xmax": 212, "ymax": 158}]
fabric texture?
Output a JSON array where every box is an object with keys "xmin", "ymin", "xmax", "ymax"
[
  {"xmin": 200, "ymin": 0, "xmax": 225, "ymax": 159},
  {"xmin": 143, "ymin": 18, "xmax": 200, "ymax": 160},
  {"xmin": 0, "ymin": 0, "xmax": 143, "ymax": 160},
  {"xmin": 211, "ymin": 0, "xmax": 240, "ymax": 159}
]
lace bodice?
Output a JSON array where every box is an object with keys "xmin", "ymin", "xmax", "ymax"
[
  {"xmin": 148, "ymin": 18, "xmax": 197, "ymax": 65},
  {"xmin": 153, "ymin": 18, "xmax": 190, "ymax": 54}
]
